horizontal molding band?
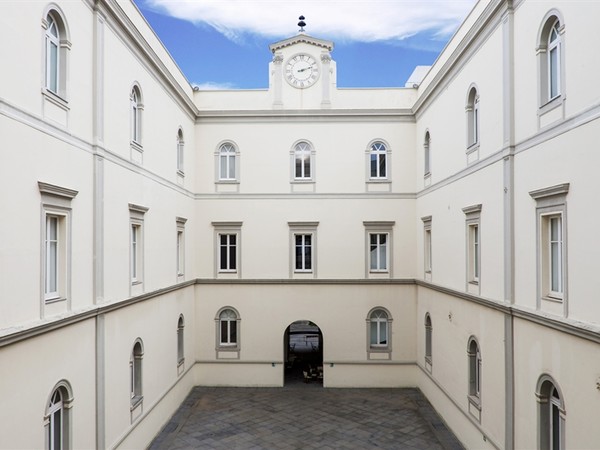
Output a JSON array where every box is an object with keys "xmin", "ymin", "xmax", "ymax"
[
  {"xmin": 195, "ymin": 192, "xmax": 416, "ymax": 200},
  {"xmin": 1, "ymin": 278, "xmax": 598, "ymax": 349}
]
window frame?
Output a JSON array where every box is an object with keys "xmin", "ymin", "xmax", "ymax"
[
  {"xmin": 39, "ymin": 182, "xmax": 77, "ymax": 311},
  {"xmin": 536, "ymin": 11, "xmax": 566, "ymax": 119},
  {"xmin": 467, "ymin": 336, "xmax": 482, "ymax": 419},
  {"xmin": 41, "ymin": 7, "xmax": 70, "ymax": 103},
  {"xmin": 216, "ymin": 142, "xmax": 239, "ymax": 183},
  {"xmin": 130, "ymin": 339, "xmax": 144, "ymax": 412},
  {"xmin": 366, "ymin": 307, "xmax": 393, "ymax": 359},
  {"xmin": 176, "ymin": 128, "xmax": 185, "ymax": 175},
  {"xmin": 529, "ymin": 184, "xmax": 569, "ymax": 316},
  {"xmin": 291, "ymin": 141, "xmax": 315, "ymax": 182},
  {"xmin": 423, "ymin": 131, "xmax": 431, "ymax": 180},
  {"xmin": 176, "ymin": 217, "xmax": 187, "ymax": 281},
  {"xmin": 215, "ymin": 307, "xmax": 241, "ymax": 359},
  {"xmin": 465, "ymin": 85, "xmax": 480, "ymax": 163},
  {"xmin": 421, "ymin": 216, "xmax": 432, "ymax": 280},
  {"xmin": 367, "ymin": 141, "xmax": 389, "ymax": 181},
  {"xmin": 44, "ymin": 381, "xmax": 73, "ymax": 450},
  {"xmin": 129, "ymin": 204, "xmax": 148, "ymax": 294},
  {"xmin": 212, "ymin": 222, "xmax": 242, "ymax": 278},
  {"xmin": 363, "ymin": 222, "xmax": 394, "ymax": 278},
  {"xmin": 536, "ymin": 375, "xmax": 566, "ymax": 450},
  {"xmin": 463, "ymin": 204, "xmax": 482, "ymax": 293},
  {"xmin": 288, "ymin": 221, "xmax": 319, "ymax": 278},
  {"xmin": 177, "ymin": 315, "xmax": 185, "ymax": 373},
  {"xmin": 424, "ymin": 313, "xmax": 432, "ymax": 372}
]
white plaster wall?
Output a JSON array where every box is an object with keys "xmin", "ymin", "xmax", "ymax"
[
  {"xmin": 0, "ymin": 321, "xmax": 96, "ymax": 449},
  {"xmin": 416, "ymin": 286, "xmax": 506, "ymax": 449},
  {"xmin": 195, "ymin": 198, "xmax": 415, "ymax": 279},
  {"xmin": 103, "ymin": 286, "xmax": 195, "ymax": 448},
  {"xmin": 195, "ymin": 284, "xmax": 417, "ymax": 387},
  {"xmin": 513, "ymin": 318, "xmax": 600, "ymax": 449}
]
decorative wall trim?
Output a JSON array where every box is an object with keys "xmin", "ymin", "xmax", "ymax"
[{"xmin": 38, "ymin": 182, "xmax": 78, "ymax": 199}]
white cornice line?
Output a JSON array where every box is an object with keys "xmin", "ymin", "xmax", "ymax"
[
  {"xmin": 99, "ymin": 0, "xmax": 198, "ymax": 119},
  {"xmin": 269, "ymin": 34, "xmax": 334, "ymax": 52},
  {"xmin": 194, "ymin": 193, "xmax": 416, "ymax": 200},
  {"xmin": 196, "ymin": 109, "xmax": 415, "ymax": 119},
  {"xmin": 413, "ymin": 0, "xmax": 505, "ymax": 117}
]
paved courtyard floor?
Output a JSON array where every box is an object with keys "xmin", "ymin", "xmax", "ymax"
[{"xmin": 149, "ymin": 385, "xmax": 463, "ymax": 450}]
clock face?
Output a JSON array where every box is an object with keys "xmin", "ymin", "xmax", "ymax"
[{"xmin": 285, "ymin": 54, "xmax": 320, "ymax": 88}]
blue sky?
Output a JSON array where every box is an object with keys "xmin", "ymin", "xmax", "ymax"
[{"xmin": 133, "ymin": 0, "xmax": 476, "ymax": 90}]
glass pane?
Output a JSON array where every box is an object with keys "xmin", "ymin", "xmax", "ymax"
[
  {"xmin": 370, "ymin": 321, "xmax": 377, "ymax": 345},
  {"xmin": 379, "ymin": 154, "xmax": 386, "ymax": 178},
  {"xmin": 229, "ymin": 156, "xmax": 236, "ymax": 179},
  {"xmin": 49, "ymin": 42, "xmax": 58, "ymax": 92},
  {"xmin": 48, "ymin": 242, "xmax": 57, "ymax": 292},
  {"xmin": 380, "ymin": 321, "xmax": 387, "ymax": 344},
  {"xmin": 220, "ymin": 239, "xmax": 227, "ymax": 270},
  {"xmin": 370, "ymin": 154, "xmax": 377, "ymax": 177},
  {"xmin": 229, "ymin": 239, "xmax": 236, "ymax": 270},
  {"xmin": 220, "ymin": 155, "xmax": 227, "ymax": 179},
  {"xmin": 221, "ymin": 321, "xmax": 228, "ymax": 343},
  {"xmin": 230, "ymin": 321, "xmax": 237, "ymax": 343},
  {"xmin": 370, "ymin": 245, "xmax": 377, "ymax": 270},
  {"xmin": 552, "ymin": 403, "xmax": 560, "ymax": 450},
  {"xmin": 379, "ymin": 238, "xmax": 387, "ymax": 270},
  {"xmin": 551, "ymin": 242, "xmax": 560, "ymax": 291},
  {"xmin": 295, "ymin": 245, "xmax": 302, "ymax": 270},
  {"xmin": 52, "ymin": 409, "xmax": 61, "ymax": 450},
  {"xmin": 550, "ymin": 47, "xmax": 559, "ymax": 98},
  {"xmin": 304, "ymin": 157, "xmax": 311, "ymax": 178}
]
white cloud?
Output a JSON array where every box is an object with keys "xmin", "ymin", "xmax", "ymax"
[
  {"xmin": 192, "ymin": 81, "xmax": 238, "ymax": 90},
  {"xmin": 142, "ymin": 0, "xmax": 477, "ymax": 44}
]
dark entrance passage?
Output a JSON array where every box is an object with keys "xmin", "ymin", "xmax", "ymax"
[{"xmin": 283, "ymin": 320, "xmax": 323, "ymax": 386}]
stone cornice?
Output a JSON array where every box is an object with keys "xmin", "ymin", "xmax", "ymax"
[
  {"xmin": 38, "ymin": 181, "xmax": 79, "ymax": 199},
  {"xmin": 269, "ymin": 34, "xmax": 334, "ymax": 53}
]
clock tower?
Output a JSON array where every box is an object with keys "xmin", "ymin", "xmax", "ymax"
[{"xmin": 269, "ymin": 18, "xmax": 336, "ymax": 109}]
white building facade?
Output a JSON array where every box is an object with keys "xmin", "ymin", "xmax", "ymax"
[{"xmin": 1, "ymin": 0, "xmax": 600, "ymax": 448}]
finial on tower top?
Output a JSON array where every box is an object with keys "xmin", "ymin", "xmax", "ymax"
[{"xmin": 298, "ymin": 15, "xmax": 306, "ymax": 33}]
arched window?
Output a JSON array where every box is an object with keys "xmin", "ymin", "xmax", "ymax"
[
  {"xmin": 424, "ymin": 131, "xmax": 431, "ymax": 177},
  {"xmin": 177, "ymin": 315, "xmax": 185, "ymax": 367},
  {"xmin": 369, "ymin": 142, "xmax": 387, "ymax": 179},
  {"xmin": 368, "ymin": 308, "xmax": 390, "ymax": 348},
  {"xmin": 219, "ymin": 143, "xmax": 237, "ymax": 181},
  {"xmin": 45, "ymin": 15, "xmax": 59, "ymax": 94},
  {"xmin": 219, "ymin": 308, "xmax": 238, "ymax": 346},
  {"xmin": 130, "ymin": 339, "xmax": 144, "ymax": 406},
  {"xmin": 45, "ymin": 381, "xmax": 73, "ymax": 450},
  {"xmin": 294, "ymin": 141, "xmax": 312, "ymax": 180},
  {"xmin": 466, "ymin": 86, "xmax": 479, "ymax": 148},
  {"xmin": 177, "ymin": 129, "xmax": 184, "ymax": 174},
  {"xmin": 537, "ymin": 12, "xmax": 564, "ymax": 106},
  {"xmin": 130, "ymin": 86, "xmax": 143, "ymax": 145},
  {"xmin": 424, "ymin": 314, "xmax": 432, "ymax": 368},
  {"xmin": 548, "ymin": 20, "xmax": 561, "ymax": 100},
  {"xmin": 536, "ymin": 375, "xmax": 565, "ymax": 450},
  {"xmin": 467, "ymin": 337, "xmax": 481, "ymax": 401}
]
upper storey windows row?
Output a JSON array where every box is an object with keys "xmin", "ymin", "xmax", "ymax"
[
  {"xmin": 215, "ymin": 140, "xmax": 391, "ymax": 186},
  {"xmin": 422, "ymin": 10, "xmax": 567, "ymax": 187}
]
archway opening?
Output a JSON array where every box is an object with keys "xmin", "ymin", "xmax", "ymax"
[{"xmin": 283, "ymin": 320, "xmax": 323, "ymax": 386}]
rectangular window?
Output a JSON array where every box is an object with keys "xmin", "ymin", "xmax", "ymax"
[
  {"xmin": 39, "ymin": 182, "xmax": 77, "ymax": 307},
  {"xmin": 364, "ymin": 221, "xmax": 394, "ymax": 278},
  {"xmin": 421, "ymin": 215, "xmax": 432, "ymax": 279},
  {"xmin": 219, "ymin": 234, "xmax": 237, "ymax": 271},
  {"xmin": 45, "ymin": 215, "xmax": 60, "ymax": 299},
  {"xmin": 469, "ymin": 224, "xmax": 480, "ymax": 282},
  {"xmin": 424, "ymin": 229, "xmax": 432, "ymax": 273},
  {"xmin": 462, "ymin": 205, "xmax": 482, "ymax": 292},
  {"xmin": 131, "ymin": 224, "xmax": 140, "ymax": 282},
  {"xmin": 369, "ymin": 233, "xmax": 388, "ymax": 272},
  {"xmin": 529, "ymin": 184, "xmax": 569, "ymax": 315},
  {"xmin": 295, "ymin": 234, "xmax": 312, "ymax": 271},
  {"xmin": 176, "ymin": 217, "xmax": 187, "ymax": 279}
]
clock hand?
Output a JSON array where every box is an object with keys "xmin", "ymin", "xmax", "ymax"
[{"xmin": 297, "ymin": 67, "xmax": 309, "ymax": 72}]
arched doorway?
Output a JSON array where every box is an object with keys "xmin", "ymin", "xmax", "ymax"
[{"xmin": 283, "ymin": 320, "xmax": 323, "ymax": 386}]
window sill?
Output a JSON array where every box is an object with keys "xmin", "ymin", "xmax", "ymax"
[
  {"xmin": 218, "ymin": 270, "xmax": 237, "ymax": 274},
  {"xmin": 42, "ymin": 88, "xmax": 69, "ymax": 111},
  {"xmin": 177, "ymin": 170, "xmax": 185, "ymax": 177},
  {"xmin": 542, "ymin": 294, "xmax": 563, "ymax": 304},
  {"xmin": 291, "ymin": 179, "xmax": 315, "ymax": 184},
  {"xmin": 130, "ymin": 140, "xmax": 143, "ymax": 152},
  {"xmin": 468, "ymin": 280, "xmax": 479, "ymax": 286},
  {"xmin": 468, "ymin": 395, "xmax": 481, "ymax": 410},
  {"xmin": 45, "ymin": 295, "xmax": 66, "ymax": 304},
  {"xmin": 466, "ymin": 142, "xmax": 480, "ymax": 155},
  {"xmin": 539, "ymin": 94, "xmax": 563, "ymax": 116},
  {"xmin": 217, "ymin": 345, "xmax": 239, "ymax": 351},
  {"xmin": 366, "ymin": 179, "xmax": 390, "ymax": 184},
  {"xmin": 216, "ymin": 180, "xmax": 239, "ymax": 184},
  {"xmin": 294, "ymin": 269, "xmax": 313, "ymax": 274},
  {"xmin": 130, "ymin": 395, "xmax": 143, "ymax": 410},
  {"xmin": 131, "ymin": 280, "xmax": 142, "ymax": 286}
]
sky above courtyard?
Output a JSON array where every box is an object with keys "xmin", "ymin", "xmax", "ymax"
[{"xmin": 133, "ymin": 0, "xmax": 477, "ymax": 90}]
